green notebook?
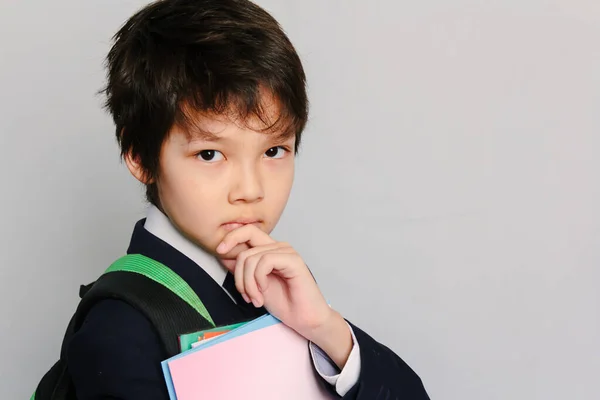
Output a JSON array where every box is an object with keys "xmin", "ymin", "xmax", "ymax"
[{"xmin": 178, "ymin": 322, "xmax": 248, "ymax": 352}]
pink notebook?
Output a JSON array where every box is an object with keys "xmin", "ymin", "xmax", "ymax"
[{"xmin": 163, "ymin": 315, "xmax": 334, "ymax": 400}]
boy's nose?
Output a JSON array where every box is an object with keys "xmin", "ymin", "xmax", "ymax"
[{"xmin": 228, "ymin": 165, "xmax": 264, "ymax": 204}]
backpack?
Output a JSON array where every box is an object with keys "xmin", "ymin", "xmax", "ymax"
[{"xmin": 31, "ymin": 254, "xmax": 216, "ymax": 400}]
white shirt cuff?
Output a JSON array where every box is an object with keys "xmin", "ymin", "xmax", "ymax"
[{"xmin": 309, "ymin": 322, "xmax": 361, "ymax": 396}]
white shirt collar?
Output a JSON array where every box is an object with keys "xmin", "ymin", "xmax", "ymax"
[{"xmin": 143, "ymin": 204, "xmax": 228, "ymax": 286}]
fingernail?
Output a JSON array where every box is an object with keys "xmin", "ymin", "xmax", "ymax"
[
  {"xmin": 251, "ymin": 298, "xmax": 260, "ymax": 308},
  {"xmin": 242, "ymin": 293, "xmax": 250, "ymax": 303},
  {"xmin": 216, "ymin": 242, "xmax": 227, "ymax": 253}
]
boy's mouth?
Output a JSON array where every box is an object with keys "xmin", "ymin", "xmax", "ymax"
[{"xmin": 221, "ymin": 219, "xmax": 262, "ymax": 232}]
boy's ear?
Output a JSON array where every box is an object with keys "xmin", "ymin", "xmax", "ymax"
[{"xmin": 124, "ymin": 151, "xmax": 155, "ymax": 184}]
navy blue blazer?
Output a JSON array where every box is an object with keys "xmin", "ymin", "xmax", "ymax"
[{"xmin": 67, "ymin": 219, "xmax": 430, "ymax": 399}]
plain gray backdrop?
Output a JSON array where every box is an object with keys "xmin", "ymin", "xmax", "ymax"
[{"xmin": 1, "ymin": 1, "xmax": 599, "ymax": 399}]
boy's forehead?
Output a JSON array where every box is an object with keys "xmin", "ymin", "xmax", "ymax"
[
  {"xmin": 186, "ymin": 113, "xmax": 237, "ymax": 141},
  {"xmin": 180, "ymin": 103, "xmax": 294, "ymax": 143}
]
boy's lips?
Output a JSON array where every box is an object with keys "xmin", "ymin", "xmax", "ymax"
[{"xmin": 221, "ymin": 219, "xmax": 262, "ymax": 232}]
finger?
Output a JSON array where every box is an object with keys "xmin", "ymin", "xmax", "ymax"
[
  {"xmin": 233, "ymin": 251, "xmax": 248, "ymax": 303},
  {"xmin": 254, "ymin": 255, "xmax": 275, "ymax": 295},
  {"xmin": 218, "ymin": 242, "xmax": 252, "ymax": 272},
  {"xmin": 216, "ymin": 224, "xmax": 275, "ymax": 255},
  {"xmin": 236, "ymin": 242, "xmax": 293, "ymax": 268},
  {"xmin": 235, "ymin": 245, "xmax": 294, "ymax": 305},
  {"xmin": 255, "ymin": 253, "xmax": 303, "ymax": 288},
  {"xmin": 243, "ymin": 252, "xmax": 263, "ymax": 307}
]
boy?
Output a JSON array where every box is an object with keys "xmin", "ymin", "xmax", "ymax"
[{"xmin": 65, "ymin": 0, "xmax": 430, "ymax": 398}]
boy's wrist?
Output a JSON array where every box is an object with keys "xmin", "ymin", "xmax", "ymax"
[{"xmin": 304, "ymin": 309, "xmax": 354, "ymax": 370}]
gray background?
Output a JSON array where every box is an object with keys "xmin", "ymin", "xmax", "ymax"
[{"xmin": 1, "ymin": 1, "xmax": 599, "ymax": 398}]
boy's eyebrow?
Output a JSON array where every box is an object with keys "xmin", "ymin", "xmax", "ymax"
[
  {"xmin": 271, "ymin": 128, "xmax": 296, "ymax": 143},
  {"xmin": 187, "ymin": 131, "xmax": 221, "ymax": 142},
  {"xmin": 185, "ymin": 123, "xmax": 296, "ymax": 143},
  {"xmin": 188, "ymin": 130, "xmax": 294, "ymax": 145},
  {"xmin": 183, "ymin": 123, "xmax": 222, "ymax": 142}
]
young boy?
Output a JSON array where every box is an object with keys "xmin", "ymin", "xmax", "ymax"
[{"xmin": 64, "ymin": 0, "xmax": 430, "ymax": 398}]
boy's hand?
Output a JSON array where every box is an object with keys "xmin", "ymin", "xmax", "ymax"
[{"xmin": 216, "ymin": 224, "xmax": 353, "ymax": 369}]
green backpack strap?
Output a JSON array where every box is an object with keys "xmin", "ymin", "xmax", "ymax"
[{"xmin": 104, "ymin": 254, "xmax": 216, "ymax": 328}]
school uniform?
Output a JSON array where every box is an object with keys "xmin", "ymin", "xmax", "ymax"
[{"xmin": 67, "ymin": 206, "xmax": 429, "ymax": 399}]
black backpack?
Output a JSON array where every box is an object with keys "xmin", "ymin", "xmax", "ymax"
[{"xmin": 31, "ymin": 254, "xmax": 216, "ymax": 400}]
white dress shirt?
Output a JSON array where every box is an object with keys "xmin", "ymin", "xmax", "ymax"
[{"xmin": 144, "ymin": 205, "xmax": 361, "ymax": 396}]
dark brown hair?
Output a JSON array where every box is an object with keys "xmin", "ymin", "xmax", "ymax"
[{"xmin": 102, "ymin": 0, "xmax": 308, "ymax": 205}]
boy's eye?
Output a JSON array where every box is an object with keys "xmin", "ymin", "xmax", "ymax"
[
  {"xmin": 264, "ymin": 146, "xmax": 287, "ymax": 159},
  {"xmin": 197, "ymin": 150, "xmax": 224, "ymax": 162}
]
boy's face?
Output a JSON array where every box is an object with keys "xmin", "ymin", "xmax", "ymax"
[{"xmin": 148, "ymin": 103, "xmax": 295, "ymax": 265}]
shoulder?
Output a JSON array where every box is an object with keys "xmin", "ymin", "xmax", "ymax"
[
  {"xmin": 67, "ymin": 299, "xmax": 168, "ymax": 399},
  {"xmin": 70, "ymin": 298, "xmax": 161, "ymax": 348}
]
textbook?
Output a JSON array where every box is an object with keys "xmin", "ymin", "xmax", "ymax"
[{"xmin": 162, "ymin": 314, "xmax": 335, "ymax": 400}]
